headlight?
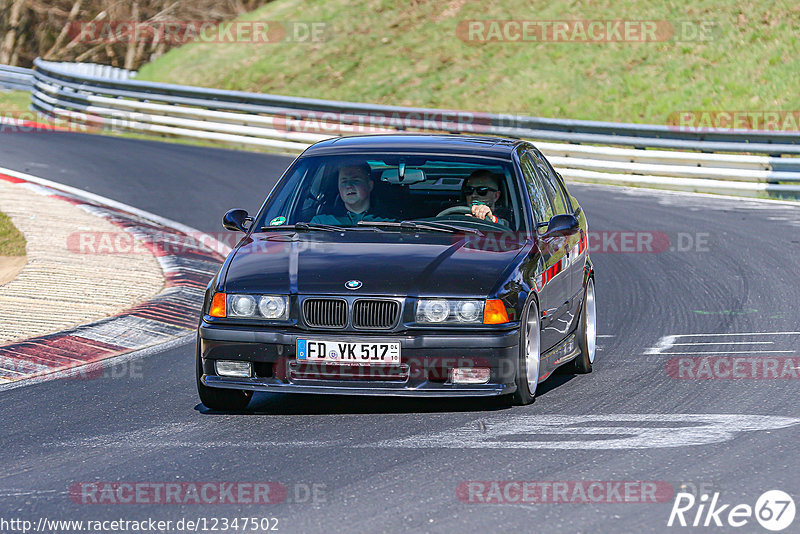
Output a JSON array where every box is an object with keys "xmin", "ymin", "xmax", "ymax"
[
  {"xmin": 456, "ymin": 300, "xmax": 481, "ymax": 322},
  {"xmin": 416, "ymin": 299, "xmax": 484, "ymax": 324},
  {"xmin": 229, "ymin": 294, "xmax": 256, "ymax": 317},
  {"xmin": 259, "ymin": 295, "xmax": 287, "ymax": 319},
  {"xmin": 222, "ymin": 294, "xmax": 289, "ymax": 320},
  {"xmin": 420, "ymin": 299, "xmax": 450, "ymax": 322}
]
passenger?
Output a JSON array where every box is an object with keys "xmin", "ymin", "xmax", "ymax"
[
  {"xmin": 462, "ymin": 170, "xmax": 508, "ymax": 225},
  {"xmin": 311, "ymin": 163, "xmax": 393, "ymax": 225}
]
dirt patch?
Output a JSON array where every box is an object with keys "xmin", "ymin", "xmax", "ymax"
[{"xmin": 0, "ymin": 255, "xmax": 26, "ymax": 286}]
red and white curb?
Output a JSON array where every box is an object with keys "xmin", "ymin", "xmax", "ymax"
[{"xmin": 0, "ymin": 167, "xmax": 230, "ymax": 386}]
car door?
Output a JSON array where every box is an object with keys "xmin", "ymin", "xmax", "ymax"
[
  {"xmin": 531, "ymin": 149, "xmax": 585, "ymax": 333},
  {"xmin": 518, "ymin": 149, "xmax": 568, "ymax": 352},
  {"xmin": 552, "ymin": 166, "xmax": 587, "ymax": 325}
]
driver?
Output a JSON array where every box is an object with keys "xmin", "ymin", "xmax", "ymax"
[
  {"xmin": 311, "ymin": 163, "xmax": 393, "ymax": 225},
  {"xmin": 462, "ymin": 170, "xmax": 506, "ymax": 224}
]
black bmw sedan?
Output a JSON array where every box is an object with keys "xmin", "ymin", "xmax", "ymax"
[{"xmin": 197, "ymin": 135, "xmax": 596, "ymax": 410}]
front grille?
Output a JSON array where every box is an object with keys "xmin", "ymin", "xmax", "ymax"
[
  {"xmin": 353, "ymin": 299, "xmax": 400, "ymax": 329},
  {"xmin": 303, "ymin": 298, "xmax": 347, "ymax": 328}
]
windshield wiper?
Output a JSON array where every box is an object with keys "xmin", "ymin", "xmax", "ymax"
[
  {"xmin": 294, "ymin": 222, "xmax": 348, "ymax": 232},
  {"xmin": 259, "ymin": 222, "xmax": 381, "ymax": 233},
  {"xmin": 412, "ymin": 220, "xmax": 484, "ymax": 236},
  {"xmin": 259, "ymin": 223, "xmax": 345, "ymax": 232},
  {"xmin": 357, "ymin": 220, "xmax": 483, "ymax": 236}
]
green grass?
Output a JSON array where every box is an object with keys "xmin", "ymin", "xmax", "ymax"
[
  {"xmin": 136, "ymin": 0, "xmax": 800, "ymax": 124},
  {"xmin": 0, "ymin": 90, "xmax": 62, "ymax": 128},
  {"xmin": 0, "ymin": 211, "xmax": 26, "ymax": 256},
  {"xmin": 0, "ymin": 90, "xmax": 34, "ymax": 114}
]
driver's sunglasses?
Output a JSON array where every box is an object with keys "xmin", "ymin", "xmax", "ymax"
[{"xmin": 463, "ymin": 185, "xmax": 498, "ymax": 195}]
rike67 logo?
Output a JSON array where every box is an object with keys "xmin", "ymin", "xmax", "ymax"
[{"xmin": 668, "ymin": 490, "xmax": 795, "ymax": 531}]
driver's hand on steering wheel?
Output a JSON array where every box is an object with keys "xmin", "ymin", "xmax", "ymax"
[{"xmin": 470, "ymin": 203, "xmax": 497, "ymax": 223}]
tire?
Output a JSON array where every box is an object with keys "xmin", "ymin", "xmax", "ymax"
[
  {"xmin": 568, "ymin": 277, "xmax": 596, "ymax": 374},
  {"xmin": 195, "ymin": 338, "xmax": 253, "ymax": 411},
  {"xmin": 511, "ymin": 298, "xmax": 541, "ymax": 405}
]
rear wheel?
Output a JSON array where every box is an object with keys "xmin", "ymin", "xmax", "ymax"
[
  {"xmin": 511, "ymin": 299, "xmax": 541, "ymax": 405},
  {"xmin": 195, "ymin": 338, "xmax": 253, "ymax": 411},
  {"xmin": 568, "ymin": 277, "xmax": 596, "ymax": 374}
]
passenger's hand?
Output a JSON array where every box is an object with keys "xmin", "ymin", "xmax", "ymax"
[{"xmin": 471, "ymin": 203, "xmax": 495, "ymax": 221}]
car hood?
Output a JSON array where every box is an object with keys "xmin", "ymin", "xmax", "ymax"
[{"xmin": 223, "ymin": 231, "xmax": 528, "ymax": 297}]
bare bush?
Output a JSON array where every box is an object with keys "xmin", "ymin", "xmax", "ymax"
[{"xmin": 0, "ymin": 0, "xmax": 269, "ymax": 69}]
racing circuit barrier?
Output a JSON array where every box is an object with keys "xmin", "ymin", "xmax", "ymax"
[
  {"xmin": 13, "ymin": 59, "xmax": 800, "ymax": 197},
  {"xmin": 2, "ymin": 62, "xmax": 134, "ymax": 92},
  {"xmin": 0, "ymin": 64, "xmax": 34, "ymax": 91}
]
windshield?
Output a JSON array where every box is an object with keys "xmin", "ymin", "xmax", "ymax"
[{"xmin": 255, "ymin": 154, "xmax": 527, "ymax": 232}]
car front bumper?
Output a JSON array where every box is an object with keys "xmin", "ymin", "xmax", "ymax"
[{"xmin": 198, "ymin": 323, "xmax": 520, "ymax": 397}]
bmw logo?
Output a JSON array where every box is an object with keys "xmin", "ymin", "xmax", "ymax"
[{"xmin": 345, "ymin": 280, "xmax": 362, "ymax": 290}]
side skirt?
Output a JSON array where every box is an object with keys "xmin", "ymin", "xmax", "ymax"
[{"xmin": 543, "ymin": 333, "xmax": 580, "ymax": 368}]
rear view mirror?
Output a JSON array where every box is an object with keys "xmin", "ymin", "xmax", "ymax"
[
  {"xmin": 543, "ymin": 214, "xmax": 579, "ymax": 238},
  {"xmin": 380, "ymin": 168, "xmax": 426, "ymax": 184},
  {"xmin": 222, "ymin": 208, "xmax": 251, "ymax": 232}
]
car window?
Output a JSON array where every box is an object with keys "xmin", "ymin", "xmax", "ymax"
[
  {"xmin": 519, "ymin": 151, "xmax": 554, "ymax": 225},
  {"xmin": 549, "ymin": 164, "xmax": 574, "ymax": 213},
  {"xmin": 262, "ymin": 159, "xmax": 312, "ymax": 222},
  {"xmin": 539, "ymin": 149, "xmax": 573, "ymax": 213},
  {"xmin": 530, "ymin": 149, "xmax": 570, "ymax": 215},
  {"xmin": 256, "ymin": 154, "xmax": 526, "ymax": 231}
]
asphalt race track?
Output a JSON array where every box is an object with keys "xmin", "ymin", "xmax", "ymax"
[{"xmin": 2, "ymin": 132, "xmax": 799, "ymax": 533}]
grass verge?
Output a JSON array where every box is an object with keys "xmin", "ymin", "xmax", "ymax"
[
  {"xmin": 0, "ymin": 210, "xmax": 26, "ymax": 256},
  {"xmin": 136, "ymin": 0, "xmax": 800, "ymax": 125},
  {"xmin": 0, "ymin": 90, "xmax": 32, "ymax": 114}
]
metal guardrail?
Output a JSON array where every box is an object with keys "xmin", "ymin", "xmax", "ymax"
[
  {"xmin": 15, "ymin": 59, "xmax": 800, "ymax": 197},
  {"xmin": 31, "ymin": 58, "xmax": 800, "ymax": 153},
  {"xmin": 45, "ymin": 61, "xmax": 137, "ymax": 80},
  {"xmin": 2, "ymin": 62, "xmax": 133, "ymax": 92},
  {"xmin": 0, "ymin": 65, "xmax": 33, "ymax": 91}
]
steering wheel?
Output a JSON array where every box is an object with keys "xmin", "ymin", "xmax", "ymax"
[{"xmin": 436, "ymin": 205, "xmax": 473, "ymax": 217}]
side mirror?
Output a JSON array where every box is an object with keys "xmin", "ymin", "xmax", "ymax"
[
  {"xmin": 222, "ymin": 208, "xmax": 251, "ymax": 232},
  {"xmin": 543, "ymin": 214, "xmax": 579, "ymax": 238}
]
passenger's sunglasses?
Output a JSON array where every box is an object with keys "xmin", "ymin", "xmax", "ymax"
[{"xmin": 463, "ymin": 185, "xmax": 498, "ymax": 195}]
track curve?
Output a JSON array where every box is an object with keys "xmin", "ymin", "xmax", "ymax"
[{"xmin": 1, "ymin": 132, "xmax": 799, "ymax": 533}]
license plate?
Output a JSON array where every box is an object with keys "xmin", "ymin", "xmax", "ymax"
[{"xmin": 296, "ymin": 339, "xmax": 401, "ymax": 365}]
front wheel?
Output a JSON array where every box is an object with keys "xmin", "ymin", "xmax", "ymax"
[
  {"xmin": 196, "ymin": 338, "xmax": 253, "ymax": 411},
  {"xmin": 511, "ymin": 299, "xmax": 541, "ymax": 405},
  {"xmin": 568, "ymin": 277, "xmax": 596, "ymax": 374}
]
